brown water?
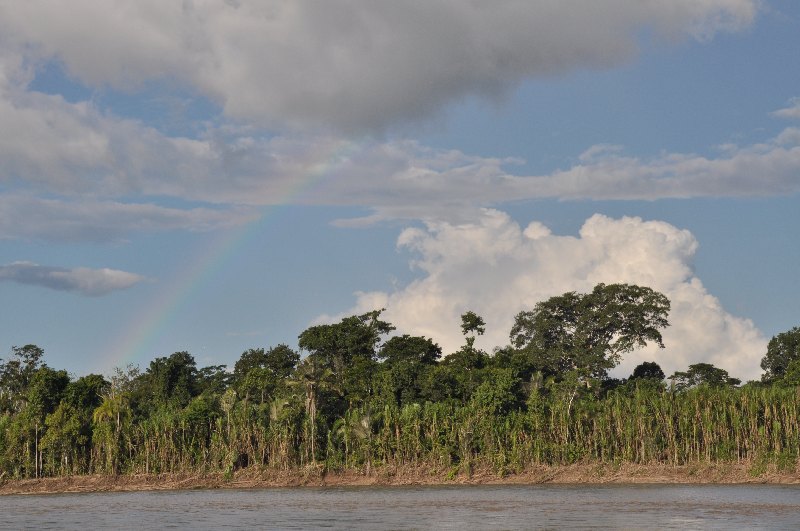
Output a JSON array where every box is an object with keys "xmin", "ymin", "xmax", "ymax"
[{"xmin": 3, "ymin": 484, "xmax": 800, "ymax": 529}]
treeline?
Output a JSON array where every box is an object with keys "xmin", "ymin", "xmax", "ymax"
[{"xmin": 1, "ymin": 283, "xmax": 799, "ymax": 480}]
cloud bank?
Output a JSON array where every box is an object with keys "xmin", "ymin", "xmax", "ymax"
[
  {"xmin": 3, "ymin": 84, "xmax": 799, "ymax": 239},
  {"xmin": 0, "ymin": 0, "xmax": 758, "ymax": 133},
  {"xmin": 0, "ymin": 262, "xmax": 147, "ymax": 296},
  {"xmin": 342, "ymin": 211, "xmax": 767, "ymax": 381},
  {"xmin": 0, "ymin": 2, "xmax": 785, "ymax": 242}
]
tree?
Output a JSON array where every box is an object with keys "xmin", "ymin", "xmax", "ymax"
[
  {"xmin": 429, "ymin": 311, "xmax": 491, "ymax": 403},
  {"xmin": 779, "ymin": 358, "xmax": 800, "ymax": 387},
  {"xmin": 761, "ymin": 326, "xmax": 800, "ymax": 383},
  {"xmin": 91, "ymin": 365, "xmax": 138, "ymax": 474},
  {"xmin": 470, "ymin": 368, "xmax": 521, "ymax": 415},
  {"xmin": 491, "ymin": 346, "xmax": 540, "ymax": 387},
  {"xmin": 42, "ymin": 402, "xmax": 84, "ymax": 475},
  {"xmin": 376, "ymin": 335, "xmax": 441, "ymax": 406},
  {"xmin": 24, "ymin": 366, "xmax": 69, "ymax": 478},
  {"xmin": 234, "ymin": 345, "xmax": 300, "ymax": 404},
  {"xmin": 0, "ymin": 344, "xmax": 45, "ymax": 413},
  {"xmin": 142, "ymin": 351, "xmax": 199, "ymax": 409},
  {"xmin": 460, "ymin": 311, "xmax": 486, "ymax": 349},
  {"xmin": 669, "ymin": 363, "xmax": 740, "ymax": 390},
  {"xmin": 63, "ymin": 374, "xmax": 108, "ymax": 412},
  {"xmin": 379, "ymin": 335, "xmax": 441, "ymax": 366},
  {"xmin": 616, "ymin": 361, "xmax": 666, "ymax": 394},
  {"xmin": 234, "ymin": 348, "xmax": 268, "ymax": 381},
  {"xmin": 510, "ymin": 283, "xmax": 670, "ymax": 382},
  {"xmin": 298, "ymin": 310, "xmax": 394, "ymax": 408},
  {"xmin": 197, "ymin": 364, "xmax": 232, "ymax": 396},
  {"xmin": 292, "ymin": 356, "xmax": 336, "ymax": 463},
  {"xmin": 26, "ymin": 367, "xmax": 70, "ymax": 421},
  {"xmin": 629, "ymin": 361, "xmax": 665, "ymax": 382},
  {"xmin": 264, "ymin": 344, "xmax": 300, "ymax": 380}
]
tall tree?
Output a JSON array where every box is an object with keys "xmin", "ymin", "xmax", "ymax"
[
  {"xmin": 669, "ymin": 362, "xmax": 740, "ymax": 390},
  {"xmin": 460, "ymin": 310, "xmax": 486, "ymax": 349},
  {"xmin": 234, "ymin": 345, "xmax": 299, "ymax": 404},
  {"xmin": 0, "ymin": 344, "xmax": 45, "ymax": 413},
  {"xmin": 376, "ymin": 335, "xmax": 441, "ymax": 406},
  {"xmin": 298, "ymin": 310, "xmax": 394, "ymax": 408},
  {"xmin": 142, "ymin": 351, "xmax": 199, "ymax": 409},
  {"xmin": 629, "ymin": 361, "xmax": 665, "ymax": 382},
  {"xmin": 761, "ymin": 326, "xmax": 800, "ymax": 383},
  {"xmin": 510, "ymin": 283, "xmax": 670, "ymax": 381},
  {"xmin": 24, "ymin": 366, "xmax": 69, "ymax": 477}
]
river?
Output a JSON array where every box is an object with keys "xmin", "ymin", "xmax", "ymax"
[{"xmin": 3, "ymin": 484, "xmax": 800, "ymax": 529}]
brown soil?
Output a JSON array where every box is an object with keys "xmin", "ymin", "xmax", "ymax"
[{"xmin": 1, "ymin": 463, "xmax": 798, "ymax": 495}]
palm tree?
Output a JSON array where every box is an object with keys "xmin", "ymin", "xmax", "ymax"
[{"xmin": 291, "ymin": 356, "xmax": 336, "ymax": 464}]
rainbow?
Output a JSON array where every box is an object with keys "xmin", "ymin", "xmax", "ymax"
[{"xmin": 103, "ymin": 137, "xmax": 362, "ymax": 371}]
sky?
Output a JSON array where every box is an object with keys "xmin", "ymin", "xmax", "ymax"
[{"xmin": 1, "ymin": 0, "xmax": 799, "ymax": 382}]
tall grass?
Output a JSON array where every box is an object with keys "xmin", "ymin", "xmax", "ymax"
[{"xmin": 2, "ymin": 384, "xmax": 799, "ymax": 478}]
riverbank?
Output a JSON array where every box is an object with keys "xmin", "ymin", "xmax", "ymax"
[{"xmin": 2, "ymin": 463, "xmax": 799, "ymax": 495}]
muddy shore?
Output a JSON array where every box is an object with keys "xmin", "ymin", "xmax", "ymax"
[{"xmin": 2, "ymin": 463, "xmax": 799, "ymax": 495}]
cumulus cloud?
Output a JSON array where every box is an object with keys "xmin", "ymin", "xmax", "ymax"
[
  {"xmin": 340, "ymin": 210, "xmax": 767, "ymax": 381},
  {"xmin": 0, "ymin": 0, "xmax": 757, "ymax": 132},
  {"xmin": 0, "ymin": 261, "xmax": 147, "ymax": 296}
]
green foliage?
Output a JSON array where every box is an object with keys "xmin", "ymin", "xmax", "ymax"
[
  {"xmin": 779, "ymin": 358, "xmax": 800, "ymax": 387},
  {"xmin": 376, "ymin": 335, "xmax": 442, "ymax": 406},
  {"xmin": 0, "ymin": 344, "xmax": 45, "ymax": 414},
  {"xmin": 761, "ymin": 326, "xmax": 800, "ymax": 383},
  {"xmin": 232, "ymin": 345, "xmax": 298, "ymax": 404},
  {"xmin": 379, "ymin": 335, "xmax": 441, "ymax": 366},
  {"xmin": 510, "ymin": 283, "xmax": 670, "ymax": 380},
  {"xmin": 298, "ymin": 310, "xmax": 394, "ymax": 410},
  {"xmin": 26, "ymin": 367, "xmax": 70, "ymax": 420},
  {"xmin": 438, "ymin": 347, "xmax": 488, "ymax": 404},
  {"xmin": 461, "ymin": 311, "xmax": 486, "ymax": 337},
  {"xmin": 460, "ymin": 311, "xmax": 486, "ymax": 349},
  {"xmin": 197, "ymin": 365, "xmax": 232, "ymax": 396},
  {"xmin": 470, "ymin": 368, "xmax": 520, "ymax": 415},
  {"xmin": 6, "ymin": 297, "xmax": 800, "ymax": 481},
  {"xmin": 142, "ymin": 351, "xmax": 200, "ymax": 409},
  {"xmin": 63, "ymin": 374, "xmax": 108, "ymax": 412},
  {"xmin": 42, "ymin": 403, "xmax": 87, "ymax": 475},
  {"xmin": 669, "ymin": 362, "xmax": 741, "ymax": 390},
  {"xmin": 630, "ymin": 361, "xmax": 665, "ymax": 382}
]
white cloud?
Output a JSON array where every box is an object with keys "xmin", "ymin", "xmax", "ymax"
[
  {"xmin": 3, "ymin": 67, "xmax": 800, "ymax": 234},
  {"xmin": 0, "ymin": 261, "xmax": 147, "ymax": 296},
  {"xmin": 0, "ymin": 0, "xmax": 758, "ymax": 133},
  {"xmin": 2, "ymin": 50, "xmax": 799, "ymax": 232},
  {"xmin": 0, "ymin": 7, "xmax": 794, "ymax": 242},
  {"xmin": 772, "ymin": 97, "xmax": 800, "ymax": 120},
  {"xmin": 342, "ymin": 210, "xmax": 767, "ymax": 381},
  {"xmin": 325, "ymin": 131, "xmax": 800, "ymax": 224}
]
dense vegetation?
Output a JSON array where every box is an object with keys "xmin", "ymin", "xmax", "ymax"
[{"xmin": 1, "ymin": 283, "xmax": 799, "ymax": 480}]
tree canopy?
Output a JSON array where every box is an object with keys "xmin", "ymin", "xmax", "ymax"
[
  {"xmin": 669, "ymin": 362, "xmax": 741, "ymax": 390},
  {"xmin": 761, "ymin": 326, "xmax": 800, "ymax": 383},
  {"xmin": 11, "ymin": 288, "xmax": 799, "ymax": 483},
  {"xmin": 509, "ymin": 283, "xmax": 670, "ymax": 381}
]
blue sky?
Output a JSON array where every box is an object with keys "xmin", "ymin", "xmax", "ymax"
[{"xmin": 1, "ymin": 1, "xmax": 798, "ymax": 381}]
